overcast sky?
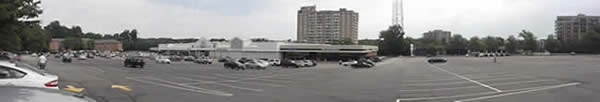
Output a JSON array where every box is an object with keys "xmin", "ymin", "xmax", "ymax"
[{"xmin": 39, "ymin": 0, "xmax": 600, "ymax": 39}]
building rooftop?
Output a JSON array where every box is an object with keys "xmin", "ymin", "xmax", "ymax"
[{"xmin": 94, "ymin": 40, "xmax": 121, "ymax": 44}]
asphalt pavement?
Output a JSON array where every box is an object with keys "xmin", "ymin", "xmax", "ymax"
[{"xmin": 20, "ymin": 55, "xmax": 600, "ymax": 102}]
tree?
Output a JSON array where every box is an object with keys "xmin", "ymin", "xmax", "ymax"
[
  {"xmin": 62, "ymin": 37, "xmax": 84, "ymax": 50},
  {"xmin": 119, "ymin": 30, "xmax": 131, "ymax": 41},
  {"xmin": 358, "ymin": 39, "xmax": 378, "ymax": 46},
  {"xmin": 251, "ymin": 38, "xmax": 270, "ymax": 42},
  {"xmin": 518, "ymin": 30, "xmax": 537, "ymax": 52},
  {"xmin": 447, "ymin": 34, "xmax": 469, "ymax": 55},
  {"xmin": 130, "ymin": 29, "xmax": 138, "ymax": 41},
  {"xmin": 468, "ymin": 36, "xmax": 486, "ymax": 52},
  {"xmin": 544, "ymin": 34, "xmax": 560, "ymax": 52},
  {"xmin": 84, "ymin": 40, "xmax": 95, "ymax": 50},
  {"xmin": 378, "ymin": 25, "xmax": 407, "ymax": 56},
  {"xmin": 482, "ymin": 36, "xmax": 502, "ymax": 51},
  {"xmin": 506, "ymin": 35, "xmax": 519, "ymax": 53},
  {"xmin": 20, "ymin": 24, "xmax": 49, "ymax": 52},
  {"xmin": 579, "ymin": 25, "xmax": 600, "ymax": 53},
  {"xmin": 0, "ymin": 0, "xmax": 43, "ymax": 52},
  {"xmin": 448, "ymin": 34, "xmax": 468, "ymax": 48}
]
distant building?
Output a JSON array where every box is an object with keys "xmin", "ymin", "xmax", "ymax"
[
  {"xmin": 49, "ymin": 39, "xmax": 64, "ymax": 52},
  {"xmin": 297, "ymin": 6, "xmax": 359, "ymax": 44},
  {"xmin": 423, "ymin": 30, "xmax": 451, "ymax": 43},
  {"xmin": 48, "ymin": 39, "xmax": 122, "ymax": 52},
  {"xmin": 555, "ymin": 14, "xmax": 600, "ymax": 48},
  {"xmin": 94, "ymin": 40, "xmax": 123, "ymax": 51},
  {"xmin": 150, "ymin": 37, "xmax": 377, "ymax": 61}
]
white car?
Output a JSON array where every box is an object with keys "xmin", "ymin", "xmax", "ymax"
[
  {"xmin": 340, "ymin": 60, "xmax": 358, "ymax": 66},
  {"xmin": 302, "ymin": 60, "xmax": 316, "ymax": 67},
  {"xmin": 156, "ymin": 58, "xmax": 172, "ymax": 64},
  {"xmin": 0, "ymin": 61, "xmax": 59, "ymax": 89},
  {"xmin": 78, "ymin": 55, "xmax": 87, "ymax": 60},
  {"xmin": 256, "ymin": 59, "xmax": 270, "ymax": 66},
  {"xmin": 266, "ymin": 59, "xmax": 280, "ymax": 66},
  {"xmin": 244, "ymin": 59, "xmax": 269, "ymax": 69}
]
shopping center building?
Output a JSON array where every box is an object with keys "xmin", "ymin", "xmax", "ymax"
[{"xmin": 149, "ymin": 38, "xmax": 378, "ymax": 61}]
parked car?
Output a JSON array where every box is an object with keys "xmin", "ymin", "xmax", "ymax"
[
  {"xmin": 156, "ymin": 58, "xmax": 171, "ymax": 64},
  {"xmin": 223, "ymin": 59, "xmax": 246, "ymax": 70},
  {"xmin": 78, "ymin": 55, "xmax": 87, "ymax": 60},
  {"xmin": 218, "ymin": 58, "xmax": 230, "ymax": 62},
  {"xmin": 302, "ymin": 60, "xmax": 316, "ymax": 67},
  {"xmin": 86, "ymin": 54, "xmax": 95, "ymax": 59},
  {"xmin": 169, "ymin": 56, "xmax": 183, "ymax": 62},
  {"xmin": 351, "ymin": 61, "xmax": 375, "ymax": 68},
  {"xmin": 0, "ymin": 61, "xmax": 59, "ymax": 89},
  {"xmin": 124, "ymin": 57, "xmax": 145, "ymax": 68},
  {"xmin": 477, "ymin": 53, "xmax": 485, "ymax": 57},
  {"xmin": 0, "ymin": 87, "xmax": 97, "ymax": 102},
  {"xmin": 256, "ymin": 59, "xmax": 271, "ymax": 66},
  {"xmin": 280, "ymin": 60, "xmax": 302, "ymax": 68},
  {"xmin": 195, "ymin": 57, "xmax": 213, "ymax": 64},
  {"xmin": 183, "ymin": 56, "xmax": 195, "ymax": 62},
  {"xmin": 244, "ymin": 59, "xmax": 268, "ymax": 70},
  {"xmin": 62, "ymin": 55, "xmax": 72, "ymax": 63},
  {"xmin": 427, "ymin": 58, "xmax": 447, "ymax": 63},
  {"xmin": 339, "ymin": 60, "xmax": 358, "ymax": 66},
  {"xmin": 267, "ymin": 59, "xmax": 280, "ymax": 66}
]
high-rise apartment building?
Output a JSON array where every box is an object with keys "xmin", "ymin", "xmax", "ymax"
[
  {"xmin": 555, "ymin": 14, "xmax": 600, "ymax": 47},
  {"xmin": 423, "ymin": 30, "xmax": 451, "ymax": 43},
  {"xmin": 297, "ymin": 6, "xmax": 359, "ymax": 44}
]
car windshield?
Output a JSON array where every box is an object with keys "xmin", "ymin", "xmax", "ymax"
[{"xmin": 2, "ymin": 0, "xmax": 600, "ymax": 102}]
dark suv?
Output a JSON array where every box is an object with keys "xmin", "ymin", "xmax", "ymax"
[
  {"xmin": 280, "ymin": 59, "xmax": 302, "ymax": 68},
  {"xmin": 124, "ymin": 57, "xmax": 145, "ymax": 68}
]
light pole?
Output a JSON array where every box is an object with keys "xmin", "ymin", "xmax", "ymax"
[{"xmin": 410, "ymin": 43, "xmax": 414, "ymax": 56}]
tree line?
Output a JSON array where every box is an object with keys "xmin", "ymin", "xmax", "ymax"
[
  {"xmin": 44, "ymin": 20, "xmax": 200, "ymax": 51},
  {"xmin": 0, "ymin": 0, "xmax": 47, "ymax": 52},
  {"xmin": 375, "ymin": 25, "xmax": 600, "ymax": 56},
  {"xmin": 0, "ymin": 0, "xmax": 198, "ymax": 52}
]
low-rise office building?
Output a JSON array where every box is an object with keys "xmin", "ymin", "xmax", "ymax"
[{"xmin": 150, "ymin": 38, "xmax": 377, "ymax": 61}]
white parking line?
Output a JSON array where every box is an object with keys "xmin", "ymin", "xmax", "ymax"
[
  {"xmin": 400, "ymin": 73, "xmax": 525, "ymax": 83},
  {"xmin": 426, "ymin": 62, "xmax": 503, "ymax": 92},
  {"xmin": 401, "ymin": 76, "xmax": 533, "ymax": 86},
  {"xmin": 126, "ymin": 77, "xmax": 233, "ymax": 96},
  {"xmin": 179, "ymin": 75, "xmax": 287, "ymax": 87},
  {"xmin": 213, "ymin": 74, "xmax": 295, "ymax": 83},
  {"xmin": 398, "ymin": 79, "xmax": 557, "ymax": 92},
  {"xmin": 175, "ymin": 77, "xmax": 263, "ymax": 92},
  {"xmin": 454, "ymin": 82, "xmax": 581, "ymax": 102},
  {"xmin": 221, "ymin": 71, "xmax": 312, "ymax": 83},
  {"xmin": 396, "ymin": 82, "xmax": 579, "ymax": 101}
]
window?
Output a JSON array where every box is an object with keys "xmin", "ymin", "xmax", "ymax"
[{"xmin": 0, "ymin": 66, "xmax": 26, "ymax": 79}]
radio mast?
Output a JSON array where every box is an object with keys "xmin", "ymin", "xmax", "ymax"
[{"xmin": 392, "ymin": 0, "xmax": 404, "ymax": 27}]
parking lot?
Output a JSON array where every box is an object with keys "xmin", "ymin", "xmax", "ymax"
[{"xmin": 20, "ymin": 55, "xmax": 600, "ymax": 102}]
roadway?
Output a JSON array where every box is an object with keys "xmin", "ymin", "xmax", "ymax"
[{"xmin": 20, "ymin": 55, "xmax": 600, "ymax": 102}]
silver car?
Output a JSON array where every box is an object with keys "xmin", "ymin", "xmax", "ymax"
[{"xmin": 0, "ymin": 86, "xmax": 97, "ymax": 102}]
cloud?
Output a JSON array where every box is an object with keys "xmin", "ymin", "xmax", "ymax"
[{"xmin": 39, "ymin": 0, "xmax": 600, "ymax": 40}]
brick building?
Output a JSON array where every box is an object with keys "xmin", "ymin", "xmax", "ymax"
[
  {"xmin": 94, "ymin": 40, "xmax": 123, "ymax": 51},
  {"xmin": 48, "ymin": 39, "xmax": 122, "ymax": 51}
]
